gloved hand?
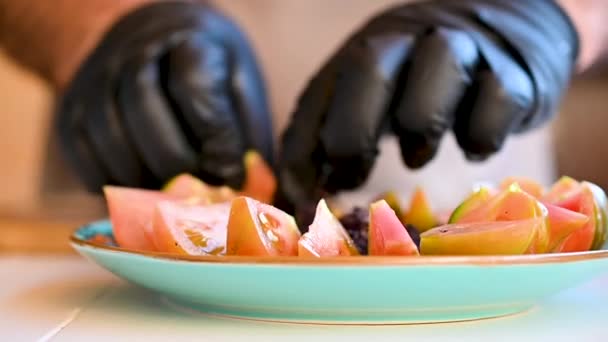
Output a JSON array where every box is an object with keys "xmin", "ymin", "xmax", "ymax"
[
  {"xmin": 276, "ymin": 0, "xmax": 579, "ymax": 214},
  {"xmin": 56, "ymin": 1, "xmax": 274, "ymax": 192}
]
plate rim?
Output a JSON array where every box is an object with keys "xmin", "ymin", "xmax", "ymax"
[{"xmin": 70, "ymin": 220, "xmax": 608, "ymax": 267}]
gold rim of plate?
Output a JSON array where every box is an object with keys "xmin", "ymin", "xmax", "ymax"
[{"xmin": 70, "ymin": 229, "xmax": 608, "ymax": 267}]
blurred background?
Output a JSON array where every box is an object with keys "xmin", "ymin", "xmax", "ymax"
[{"xmin": 1, "ymin": 0, "xmax": 607, "ymax": 255}]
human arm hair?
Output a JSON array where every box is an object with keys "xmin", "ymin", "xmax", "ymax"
[
  {"xmin": 557, "ymin": 0, "xmax": 608, "ymax": 71},
  {"xmin": 0, "ymin": 0, "xmax": 159, "ymax": 91}
]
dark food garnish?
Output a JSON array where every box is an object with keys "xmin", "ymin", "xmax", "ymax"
[
  {"xmin": 339, "ymin": 208, "xmax": 422, "ymax": 254},
  {"xmin": 339, "ymin": 207, "xmax": 369, "ymax": 255},
  {"xmin": 298, "ymin": 199, "xmax": 422, "ymax": 254},
  {"xmin": 405, "ymin": 224, "xmax": 421, "ymax": 250}
]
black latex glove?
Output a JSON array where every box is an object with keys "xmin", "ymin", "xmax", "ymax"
[
  {"xmin": 276, "ymin": 0, "xmax": 579, "ymax": 215},
  {"xmin": 56, "ymin": 1, "xmax": 274, "ymax": 192}
]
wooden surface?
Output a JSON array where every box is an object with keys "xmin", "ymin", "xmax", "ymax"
[
  {"xmin": 0, "ymin": 193, "xmax": 106, "ymax": 254},
  {"xmin": 0, "ymin": 218, "xmax": 78, "ymax": 254},
  {"xmin": 0, "ymin": 50, "xmax": 53, "ymax": 214}
]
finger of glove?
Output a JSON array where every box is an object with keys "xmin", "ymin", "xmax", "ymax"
[
  {"xmin": 277, "ymin": 63, "xmax": 336, "ymax": 210},
  {"xmin": 453, "ymin": 44, "xmax": 534, "ymax": 160},
  {"xmin": 80, "ymin": 83, "xmax": 150, "ymax": 187},
  {"xmin": 392, "ymin": 28, "xmax": 478, "ymax": 168},
  {"xmin": 118, "ymin": 53, "xmax": 199, "ymax": 184},
  {"xmin": 166, "ymin": 34, "xmax": 246, "ymax": 188},
  {"xmin": 222, "ymin": 17, "xmax": 275, "ymax": 167},
  {"xmin": 320, "ymin": 33, "xmax": 414, "ymax": 193},
  {"xmin": 55, "ymin": 102, "xmax": 111, "ymax": 192}
]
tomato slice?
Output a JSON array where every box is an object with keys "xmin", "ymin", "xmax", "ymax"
[
  {"xmin": 369, "ymin": 200, "xmax": 419, "ymax": 256},
  {"xmin": 402, "ymin": 187, "xmax": 436, "ymax": 232},
  {"xmin": 226, "ymin": 196, "xmax": 301, "ymax": 256},
  {"xmin": 420, "ymin": 218, "xmax": 541, "ymax": 255},
  {"xmin": 152, "ymin": 201, "xmax": 230, "ymax": 255},
  {"xmin": 103, "ymin": 186, "xmax": 177, "ymax": 251},
  {"xmin": 551, "ymin": 186, "xmax": 597, "ymax": 252},
  {"xmin": 163, "ymin": 173, "xmax": 236, "ymax": 204},
  {"xmin": 298, "ymin": 199, "xmax": 359, "ymax": 257}
]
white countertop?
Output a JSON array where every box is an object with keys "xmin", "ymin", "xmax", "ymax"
[{"xmin": 1, "ymin": 255, "xmax": 607, "ymax": 341}]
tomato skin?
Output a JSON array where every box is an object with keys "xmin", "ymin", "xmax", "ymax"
[
  {"xmin": 105, "ymin": 173, "xmax": 608, "ymax": 257},
  {"xmin": 104, "ymin": 186, "xmax": 177, "ymax": 252},
  {"xmin": 153, "ymin": 201, "xmax": 230, "ymax": 255},
  {"xmin": 402, "ymin": 188, "xmax": 437, "ymax": 232},
  {"xmin": 162, "ymin": 150, "xmax": 277, "ymax": 205},
  {"xmin": 226, "ymin": 196, "xmax": 300, "ymax": 256},
  {"xmin": 447, "ymin": 185, "xmax": 549, "ymax": 254},
  {"xmin": 550, "ymin": 186, "xmax": 596, "ymax": 253},
  {"xmin": 241, "ymin": 151, "xmax": 277, "ymax": 204},
  {"xmin": 163, "ymin": 173, "xmax": 237, "ymax": 204},
  {"xmin": 500, "ymin": 177, "xmax": 544, "ymax": 199},
  {"xmin": 542, "ymin": 202, "xmax": 589, "ymax": 252},
  {"xmin": 369, "ymin": 200, "xmax": 419, "ymax": 256},
  {"xmin": 420, "ymin": 219, "xmax": 542, "ymax": 255},
  {"xmin": 298, "ymin": 199, "xmax": 359, "ymax": 257}
]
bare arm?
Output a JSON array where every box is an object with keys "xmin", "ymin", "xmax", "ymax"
[
  {"xmin": 557, "ymin": 0, "xmax": 608, "ymax": 71},
  {"xmin": 0, "ymin": 0, "xmax": 606, "ymax": 91},
  {"xmin": 0, "ymin": 0, "xmax": 156, "ymax": 91}
]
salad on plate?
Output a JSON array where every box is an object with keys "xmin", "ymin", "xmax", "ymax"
[{"xmin": 89, "ymin": 151, "xmax": 608, "ymax": 258}]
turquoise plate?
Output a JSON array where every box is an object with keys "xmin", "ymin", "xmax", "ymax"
[{"xmin": 71, "ymin": 220, "xmax": 608, "ymax": 325}]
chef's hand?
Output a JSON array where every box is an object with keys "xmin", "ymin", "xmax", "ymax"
[
  {"xmin": 56, "ymin": 1, "xmax": 274, "ymax": 191},
  {"xmin": 276, "ymin": 0, "xmax": 580, "ymax": 213}
]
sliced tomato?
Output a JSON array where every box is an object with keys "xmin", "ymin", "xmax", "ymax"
[
  {"xmin": 298, "ymin": 199, "xmax": 359, "ymax": 257},
  {"xmin": 226, "ymin": 196, "xmax": 300, "ymax": 256},
  {"xmin": 551, "ymin": 185, "xmax": 597, "ymax": 252},
  {"xmin": 542, "ymin": 176, "xmax": 580, "ymax": 203},
  {"xmin": 162, "ymin": 150, "xmax": 276, "ymax": 205},
  {"xmin": 448, "ymin": 184, "xmax": 549, "ymax": 254},
  {"xmin": 448, "ymin": 187, "xmax": 492, "ymax": 223},
  {"xmin": 581, "ymin": 181, "xmax": 608, "ymax": 250},
  {"xmin": 402, "ymin": 187, "xmax": 436, "ymax": 232},
  {"xmin": 543, "ymin": 202, "xmax": 589, "ymax": 252},
  {"xmin": 373, "ymin": 191, "xmax": 404, "ymax": 219},
  {"xmin": 241, "ymin": 151, "xmax": 277, "ymax": 204},
  {"xmin": 152, "ymin": 200, "xmax": 230, "ymax": 255},
  {"xmin": 163, "ymin": 173, "xmax": 236, "ymax": 204},
  {"xmin": 420, "ymin": 218, "xmax": 541, "ymax": 255},
  {"xmin": 103, "ymin": 186, "xmax": 177, "ymax": 251},
  {"xmin": 499, "ymin": 176, "xmax": 544, "ymax": 198},
  {"xmin": 368, "ymin": 200, "xmax": 419, "ymax": 256}
]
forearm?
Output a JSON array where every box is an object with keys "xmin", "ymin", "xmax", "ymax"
[
  {"xmin": 0, "ymin": 0, "xmax": 156, "ymax": 91},
  {"xmin": 557, "ymin": 0, "xmax": 608, "ymax": 72}
]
